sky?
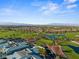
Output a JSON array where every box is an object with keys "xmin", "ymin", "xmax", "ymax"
[{"xmin": 0, "ymin": 0, "xmax": 79, "ymax": 24}]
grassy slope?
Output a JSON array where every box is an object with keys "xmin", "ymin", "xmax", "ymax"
[
  {"xmin": 63, "ymin": 46, "xmax": 79, "ymax": 59},
  {"xmin": 0, "ymin": 30, "xmax": 37, "ymax": 39},
  {"xmin": 35, "ymin": 38, "xmax": 53, "ymax": 46},
  {"xmin": 59, "ymin": 41, "xmax": 79, "ymax": 59}
]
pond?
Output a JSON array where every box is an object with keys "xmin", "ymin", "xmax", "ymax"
[
  {"xmin": 45, "ymin": 34, "xmax": 67, "ymax": 40},
  {"xmin": 67, "ymin": 45, "xmax": 79, "ymax": 54}
]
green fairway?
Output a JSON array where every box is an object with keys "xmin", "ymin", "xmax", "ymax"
[
  {"xmin": 35, "ymin": 38, "xmax": 53, "ymax": 46},
  {"xmin": 62, "ymin": 45, "xmax": 79, "ymax": 59},
  {"xmin": 0, "ymin": 30, "xmax": 38, "ymax": 39},
  {"xmin": 60, "ymin": 41, "xmax": 79, "ymax": 59}
]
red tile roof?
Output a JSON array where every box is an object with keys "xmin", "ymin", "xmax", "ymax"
[{"xmin": 47, "ymin": 45, "xmax": 65, "ymax": 57}]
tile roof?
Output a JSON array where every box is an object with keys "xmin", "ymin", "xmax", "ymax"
[{"xmin": 47, "ymin": 45, "xmax": 65, "ymax": 57}]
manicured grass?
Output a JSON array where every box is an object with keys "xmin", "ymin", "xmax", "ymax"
[
  {"xmin": 60, "ymin": 41, "xmax": 79, "ymax": 59},
  {"xmin": 65, "ymin": 32, "xmax": 79, "ymax": 40},
  {"xmin": 65, "ymin": 32, "xmax": 75, "ymax": 39},
  {"xmin": 0, "ymin": 30, "xmax": 38, "ymax": 39},
  {"xmin": 35, "ymin": 38, "xmax": 53, "ymax": 46},
  {"xmin": 59, "ymin": 41, "xmax": 79, "ymax": 46},
  {"xmin": 62, "ymin": 46, "xmax": 79, "ymax": 59}
]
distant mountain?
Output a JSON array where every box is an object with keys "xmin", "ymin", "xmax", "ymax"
[
  {"xmin": 0, "ymin": 22, "xmax": 33, "ymax": 26},
  {"xmin": 0, "ymin": 22, "xmax": 79, "ymax": 26},
  {"xmin": 48, "ymin": 23, "xmax": 79, "ymax": 26}
]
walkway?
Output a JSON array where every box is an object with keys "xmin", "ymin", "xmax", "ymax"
[{"xmin": 72, "ymin": 41, "xmax": 79, "ymax": 45}]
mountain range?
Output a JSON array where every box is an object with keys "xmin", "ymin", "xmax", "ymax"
[{"xmin": 0, "ymin": 22, "xmax": 79, "ymax": 26}]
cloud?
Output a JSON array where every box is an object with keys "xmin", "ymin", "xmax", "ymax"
[
  {"xmin": 59, "ymin": 10, "xmax": 79, "ymax": 15},
  {"xmin": 39, "ymin": 3, "xmax": 59, "ymax": 15},
  {"xmin": 0, "ymin": 8, "xmax": 17, "ymax": 16},
  {"xmin": 66, "ymin": 4, "xmax": 77, "ymax": 9},
  {"xmin": 32, "ymin": 0, "xmax": 78, "ymax": 16},
  {"xmin": 64, "ymin": 0, "xmax": 77, "ymax": 3},
  {"xmin": 0, "ymin": 8, "xmax": 23, "ymax": 17},
  {"xmin": 64, "ymin": 0, "xmax": 77, "ymax": 9}
]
